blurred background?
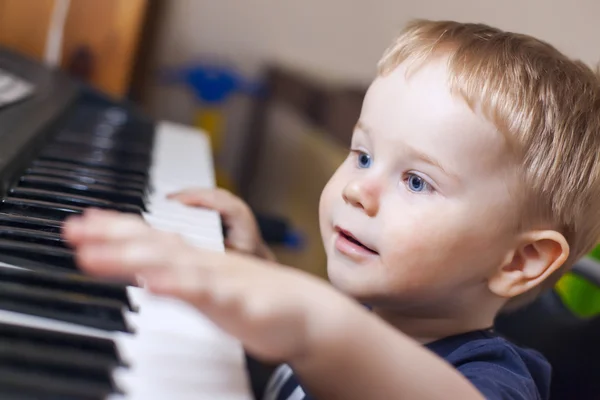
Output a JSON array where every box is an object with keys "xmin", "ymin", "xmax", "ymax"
[
  {"xmin": 3, "ymin": 2, "xmax": 600, "ymax": 398},
  {"xmin": 1, "ymin": 0, "xmax": 599, "ymax": 279}
]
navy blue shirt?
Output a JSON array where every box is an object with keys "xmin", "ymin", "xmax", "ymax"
[{"xmin": 262, "ymin": 329, "xmax": 551, "ymax": 400}]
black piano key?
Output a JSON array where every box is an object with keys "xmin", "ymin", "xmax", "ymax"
[
  {"xmin": 0, "ymin": 225, "xmax": 66, "ymax": 247},
  {"xmin": 38, "ymin": 151, "xmax": 149, "ymax": 177},
  {"xmin": 17, "ymin": 176, "xmax": 146, "ymax": 210},
  {"xmin": 0, "ymin": 322, "xmax": 123, "ymax": 366},
  {"xmin": 0, "ymin": 281, "xmax": 133, "ymax": 333},
  {"xmin": 1, "ymin": 197, "xmax": 83, "ymax": 221},
  {"xmin": 65, "ymin": 104, "xmax": 125, "ymax": 128},
  {"xmin": 0, "ymin": 349, "xmax": 123, "ymax": 400},
  {"xmin": 25, "ymin": 166, "xmax": 147, "ymax": 192},
  {"xmin": 0, "ymin": 254, "xmax": 73, "ymax": 275},
  {"xmin": 0, "ymin": 340, "xmax": 120, "ymax": 390},
  {"xmin": 32, "ymin": 159, "xmax": 148, "ymax": 185},
  {"xmin": 44, "ymin": 143, "xmax": 151, "ymax": 164},
  {"xmin": 0, "ymin": 240, "xmax": 77, "ymax": 270},
  {"xmin": 10, "ymin": 187, "xmax": 144, "ymax": 214},
  {"xmin": 10, "ymin": 186, "xmax": 122, "ymax": 210},
  {"xmin": 0, "ymin": 339, "xmax": 122, "ymax": 400},
  {"xmin": 0, "ymin": 267, "xmax": 137, "ymax": 312},
  {"xmin": 0, "ymin": 364, "xmax": 116, "ymax": 400},
  {"xmin": 54, "ymin": 133, "xmax": 153, "ymax": 156},
  {"xmin": 39, "ymin": 152, "xmax": 150, "ymax": 175},
  {"xmin": 0, "ymin": 213, "xmax": 62, "ymax": 233},
  {"xmin": 53, "ymin": 126, "xmax": 147, "ymax": 141},
  {"xmin": 0, "ymin": 338, "xmax": 118, "ymax": 370}
]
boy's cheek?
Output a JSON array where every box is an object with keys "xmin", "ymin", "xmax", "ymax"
[
  {"xmin": 379, "ymin": 213, "xmax": 503, "ymax": 281},
  {"xmin": 318, "ymin": 175, "xmax": 345, "ymax": 231}
]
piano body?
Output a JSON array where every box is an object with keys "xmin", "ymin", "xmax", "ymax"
[{"xmin": 0, "ymin": 48, "xmax": 253, "ymax": 399}]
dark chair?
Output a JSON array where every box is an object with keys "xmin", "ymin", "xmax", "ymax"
[{"xmin": 495, "ymin": 259, "xmax": 600, "ymax": 399}]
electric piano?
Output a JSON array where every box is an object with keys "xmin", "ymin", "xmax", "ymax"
[{"xmin": 0, "ymin": 48, "xmax": 253, "ymax": 399}]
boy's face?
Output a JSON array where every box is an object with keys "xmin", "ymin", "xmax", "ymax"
[{"xmin": 319, "ymin": 60, "xmax": 521, "ymax": 311}]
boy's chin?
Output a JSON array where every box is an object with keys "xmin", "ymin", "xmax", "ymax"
[
  {"xmin": 326, "ymin": 261, "xmax": 435, "ymax": 308},
  {"xmin": 326, "ymin": 262, "xmax": 386, "ymax": 301}
]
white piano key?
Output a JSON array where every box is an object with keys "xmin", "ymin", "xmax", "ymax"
[
  {"xmin": 143, "ymin": 215, "xmax": 219, "ymax": 235},
  {"xmin": 0, "ymin": 120, "xmax": 251, "ymax": 399},
  {"xmin": 131, "ymin": 121, "xmax": 251, "ymax": 399}
]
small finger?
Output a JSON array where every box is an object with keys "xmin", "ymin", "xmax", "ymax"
[
  {"xmin": 167, "ymin": 188, "xmax": 238, "ymax": 214},
  {"xmin": 167, "ymin": 188, "xmax": 214, "ymax": 204},
  {"xmin": 143, "ymin": 263, "xmax": 215, "ymax": 304},
  {"xmin": 75, "ymin": 238, "xmax": 168, "ymax": 277},
  {"xmin": 63, "ymin": 209, "xmax": 150, "ymax": 246}
]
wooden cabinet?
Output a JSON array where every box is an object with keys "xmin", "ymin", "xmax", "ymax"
[{"xmin": 0, "ymin": 0, "xmax": 152, "ymax": 98}]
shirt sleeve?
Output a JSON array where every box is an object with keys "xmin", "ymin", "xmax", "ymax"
[{"xmin": 451, "ymin": 342, "xmax": 550, "ymax": 400}]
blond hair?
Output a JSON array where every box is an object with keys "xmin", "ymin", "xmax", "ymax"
[{"xmin": 378, "ymin": 19, "xmax": 600, "ymax": 295}]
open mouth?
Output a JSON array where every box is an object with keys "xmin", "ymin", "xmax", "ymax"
[{"xmin": 338, "ymin": 229, "xmax": 378, "ymax": 254}]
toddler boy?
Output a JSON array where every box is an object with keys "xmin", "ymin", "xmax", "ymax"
[{"xmin": 63, "ymin": 19, "xmax": 600, "ymax": 400}]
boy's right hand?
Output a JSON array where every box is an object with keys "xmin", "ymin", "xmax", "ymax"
[
  {"xmin": 167, "ymin": 188, "xmax": 275, "ymax": 261},
  {"xmin": 62, "ymin": 208, "xmax": 349, "ymax": 365}
]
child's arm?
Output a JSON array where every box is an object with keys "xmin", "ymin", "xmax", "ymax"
[
  {"xmin": 63, "ymin": 209, "xmax": 484, "ymax": 400},
  {"xmin": 290, "ymin": 305, "xmax": 485, "ymax": 400},
  {"xmin": 168, "ymin": 188, "xmax": 276, "ymax": 261}
]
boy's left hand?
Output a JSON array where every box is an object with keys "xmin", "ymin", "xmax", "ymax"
[{"xmin": 62, "ymin": 209, "xmax": 345, "ymax": 363}]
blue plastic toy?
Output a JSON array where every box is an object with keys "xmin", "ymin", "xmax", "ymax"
[{"xmin": 160, "ymin": 62, "xmax": 262, "ymax": 190}]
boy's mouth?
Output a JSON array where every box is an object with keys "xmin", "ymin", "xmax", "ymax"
[{"xmin": 336, "ymin": 228, "xmax": 378, "ymax": 255}]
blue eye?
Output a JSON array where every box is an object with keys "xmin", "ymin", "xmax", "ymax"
[
  {"xmin": 407, "ymin": 174, "xmax": 430, "ymax": 193},
  {"xmin": 357, "ymin": 152, "xmax": 372, "ymax": 168}
]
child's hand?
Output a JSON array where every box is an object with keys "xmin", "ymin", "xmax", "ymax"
[
  {"xmin": 63, "ymin": 210, "xmax": 485, "ymax": 400},
  {"xmin": 167, "ymin": 188, "xmax": 275, "ymax": 261},
  {"xmin": 62, "ymin": 209, "xmax": 341, "ymax": 363}
]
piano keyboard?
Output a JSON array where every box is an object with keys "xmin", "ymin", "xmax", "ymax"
[{"xmin": 0, "ymin": 98, "xmax": 254, "ymax": 399}]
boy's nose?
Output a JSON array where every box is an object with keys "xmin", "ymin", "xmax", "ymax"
[{"xmin": 342, "ymin": 179, "xmax": 380, "ymax": 217}]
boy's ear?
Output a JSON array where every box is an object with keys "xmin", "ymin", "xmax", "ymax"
[{"xmin": 488, "ymin": 230, "xmax": 569, "ymax": 298}]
